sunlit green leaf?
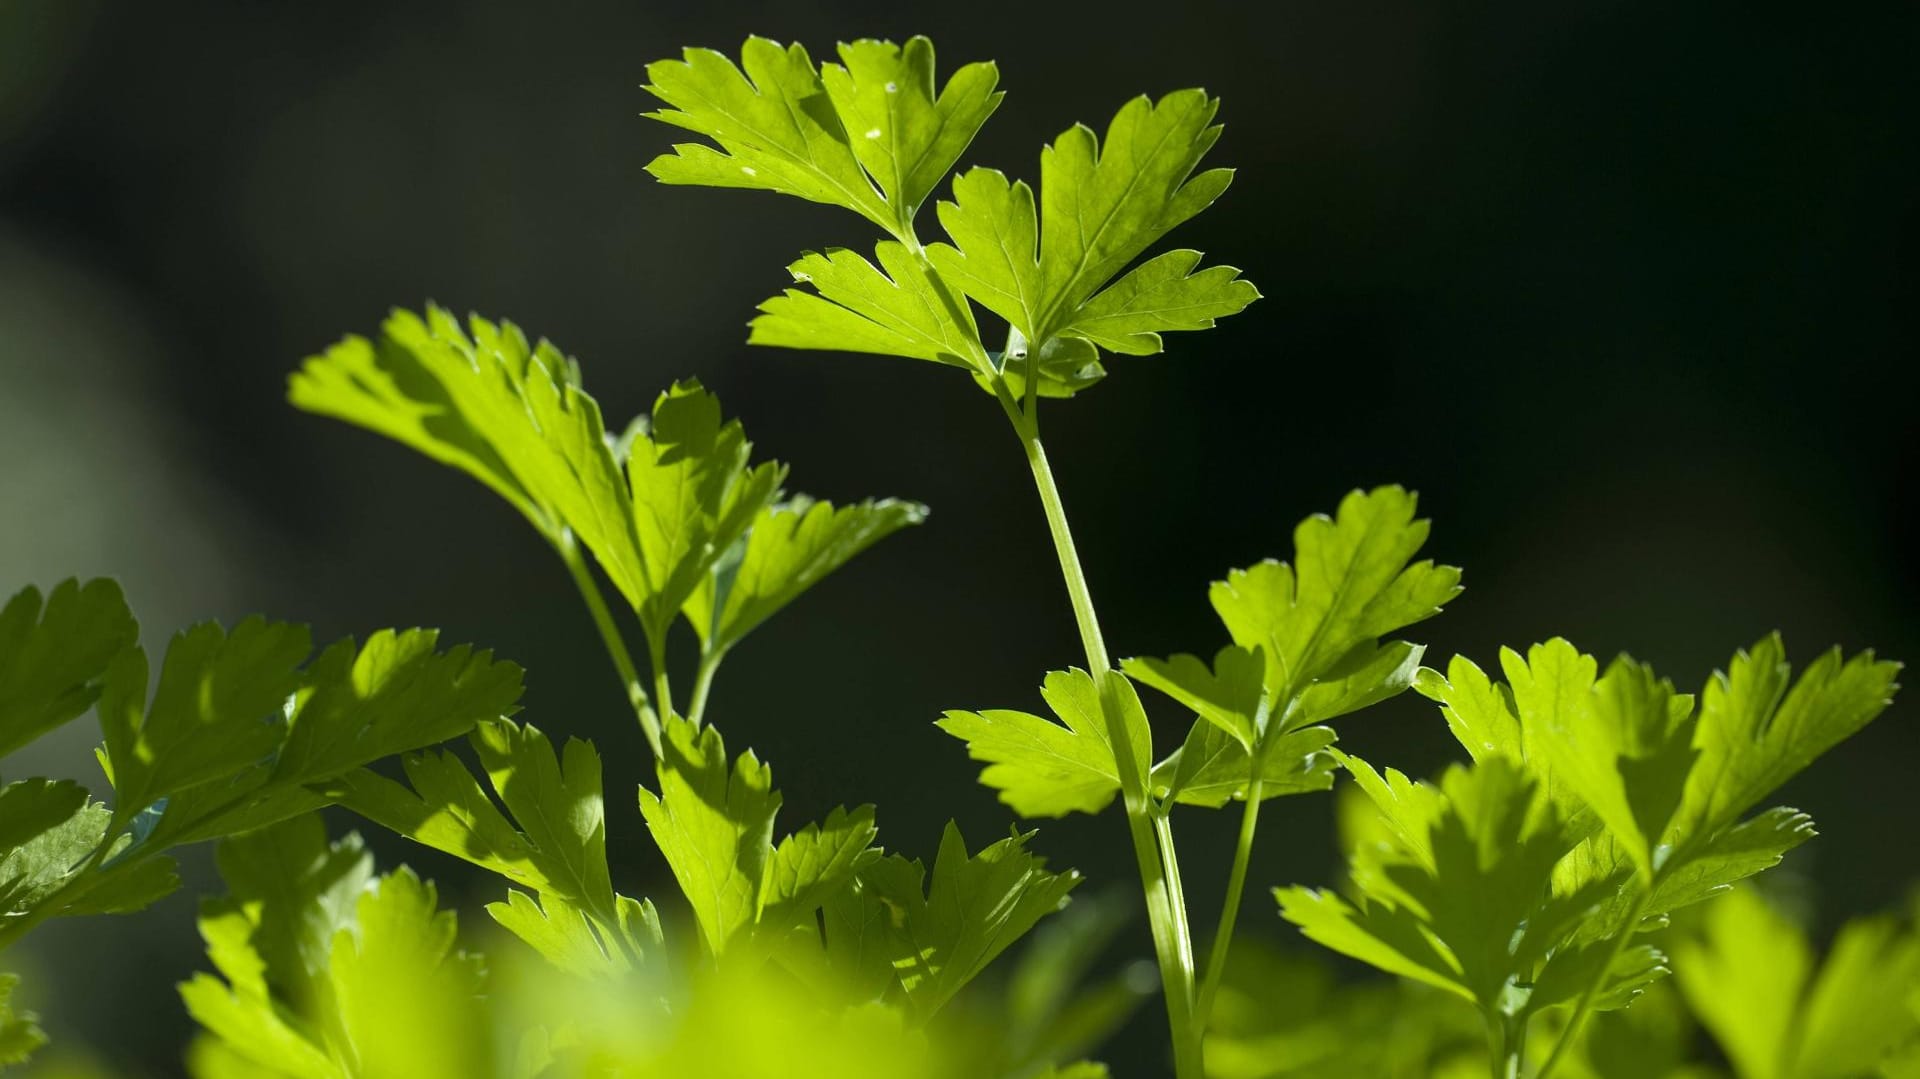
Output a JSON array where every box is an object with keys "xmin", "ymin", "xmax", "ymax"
[
  {"xmin": 926, "ymin": 90, "xmax": 1237, "ymax": 349},
  {"xmin": 686, "ymin": 495, "xmax": 926, "ymax": 654},
  {"xmin": 819, "ymin": 37, "xmax": 1001, "ymax": 224},
  {"xmin": 861, "ymin": 821, "xmax": 1080, "ymax": 1020},
  {"xmin": 638, "ymin": 716, "xmax": 781, "ymax": 953},
  {"xmin": 937, "ymin": 669, "xmax": 1150, "ymax": 818},
  {"xmin": 1678, "ymin": 634, "xmax": 1899, "ymax": 838}
]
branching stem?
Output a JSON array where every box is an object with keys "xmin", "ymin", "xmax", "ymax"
[
  {"xmin": 1196, "ymin": 764, "xmax": 1266, "ymax": 1027},
  {"xmin": 1534, "ymin": 891, "xmax": 1652, "ymax": 1079},
  {"xmin": 552, "ymin": 531, "xmax": 663, "ymax": 760},
  {"xmin": 991, "ymin": 375, "xmax": 1203, "ymax": 1079}
]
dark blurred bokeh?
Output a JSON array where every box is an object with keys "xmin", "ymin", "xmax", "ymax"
[{"xmin": 1, "ymin": 1, "xmax": 1914, "ymax": 1074}]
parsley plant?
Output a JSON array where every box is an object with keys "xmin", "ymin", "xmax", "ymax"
[{"xmin": 0, "ymin": 34, "xmax": 1908, "ymax": 1079}]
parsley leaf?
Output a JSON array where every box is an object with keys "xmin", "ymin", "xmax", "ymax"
[
  {"xmin": 0, "ymin": 579, "xmax": 137, "ymax": 761},
  {"xmin": 645, "ymin": 38, "xmax": 895, "ymax": 233},
  {"xmin": 749, "ymin": 244, "xmax": 990, "ymax": 374},
  {"xmin": 1206, "ymin": 486, "xmax": 1460, "ymax": 715},
  {"xmin": 1678, "ymin": 633, "xmax": 1900, "ymax": 839},
  {"xmin": 331, "ymin": 719, "xmax": 659, "ymax": 974},
  {"xmin": 639, "ymin": 715, "xmax": 781, "ymax": 953},
  {"xmin": 819, "ymin": 38, "xmax": 1002, "ymax": 229},
  {"xmin": 926, "ymin": 91, "xmax": 1245, "ymax": 351},
  {"xmin": 1150, "ymin": 720, "xmax": 1338, "ymax": 808},
  {"xmin": 1278, "ymin": 756, "xmax": 1587, "ymax": 1011},
  {"xmin": 935, "ymin": 668, "xmax": 1151, "ymax": 818},
  {"xmin": 1675, "ymin": 887, "xmax": 1920, "ymax": 1079},
  {"xmin": 0, "ymin": 778, "xmax": 87, "ymax": 853},
  {"xmin": 95, "ymin": 617, "xmax": 310, "ymax": 827},
  {"xmin": 684, "ymin": 495, "xmax": 927, "ymax": 657},
  {"xmin": 276, "ymin": 629, "xmax": 523, "ymax": 788},
  {"xmin": 182, "ymin": 820, "xmax": 490, "ymax": 1079},
  {"xmin": 857, "ymin": 821, "xmax": 1081, "ymax": 1020},
  {"xmin": 645, "ymin": 37, "xmax": 998, "ymax": 237},
  {"xmin": 761, "ymin": 804, "xmax": 882, "ymax": 934},
  {"xmin": 623, "ymin": 380, "xmax": 786, "ymax": 645}
]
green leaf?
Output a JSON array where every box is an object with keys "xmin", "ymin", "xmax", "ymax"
[
  {"xmin": 485, "ymin": 891, "xmax": 614, "ymax": 980},
  {"xmin": 96, "ymin": 618, "xmax": 310, "ymax": 820},
  {"xmin": 292, "ymin": 309, "xmax": 667, "ymax": 626},
  {"xmin": 1122, "ymin": 646, "xmax": 1264, "ymax": 749},
  {"xmin": 1677, "ymin": 888, "xmax": 1920, "ymax": 1079},
  {"xmin": 624, "ymin": 380, "xmax": 786, "ymax": 644},
  {"xmin": 179, "ymin": 820, "xmax": 371, "ymax": 1079},
  {"xmin": 0, "ymin": 778, "xmax": 87, "ymax": 852},
  {"xmin": 1280, "ymin": 756, "xmax": 1583, "ymax": 1009},
  {"xmin": 204, "ymin": 816, "xmax": 373, "ymax": 1005},
  {"xmin": 1644, "ymin": 805, "xmax": 1814, "ymax": 917},
  {"xmin": 926, "ymin": 90, "xmax": 1240, "ymax": 349},
  {"xmin": 0, "ymin": 579, "xmax": 137, "ymax": 761},
  {"xmin": 1064, "ymin": 248, "xmax": 1259, "ymax": 356},
  {"xmin": 471, "ymin": 720, "xmax": 616, "ymax": 918},
  {"xmin": 818, "ymin": 37, "xmax": 1002, "ymax": 224},
  {"xmin": 272, "ymin": 629, "xmax": 524, "ymax": 787},
  {"xmin": 1414, "ymin": 653, "xmax": 1522, "ymax": 763},
  {"xmin": 644, "ymin": 37, "xmax": 895, "ymax": 232},
  {"xmin": 1672, "ymin": 888, "xmax": 1804, "ymax": 1079},
  {"xmin": 1793, "ymin": 911, "xmax": 1920, "ymax": 1079},
  {"xmin": 750, "ymin": 243, "xmax": 990, "ymax": 373},
  {"xmin": 328, "ymin": 751, "xmax": 545, "ymax": 893},
  {"xmin": 0, "ymin": 972, "xmax": 44, "ymax": 1068},
  {"xmin": 1532, "ymin": 649, "xmax": 1698, "ymax": 880},
  {"xmin": 0, "ymin": 799, "xmax": 106, "ymax": 918},
  {"xmin": 1679, "ymin": 634, "xmax": 1900, "ymax": 838},
  {"xmin": 327, "ymin": 869, "xmax": 489, "ymax": 1079},
  {"xmin": 862, "ymin": 821, "xmax": 1080, "ymax": 1020},
  {"xmin": 760, "ymin": 804, "xmax": 881, "ymax": 933},
  {"xmin": 1210, "ymin": 486, "xmax": 1461, "ymax": 716},
  {"xmin": 936, "ymin": 669, "xmax": 1150, "ymax": 819},
  {"xmin": 638, "ymin": 716, "xmax": 781, "ymax": 953},
  {"xmin": 1150, "ymin": 719, "xmax": 1337, "ymax": 808},
  {"xmin": 685, "ymin": 495, "xmax": 927, "ymax": 654}
]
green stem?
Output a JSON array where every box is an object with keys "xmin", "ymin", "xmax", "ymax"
[
  {"xmin": 552, "ymin": 531, "xmax": 662, "ymax": 760},
  {"xmin": 993, "ymin": 378, "xmax": 1203, "ymax": 1079},
  {"xmin": 688, "ymin": 647, "xmax": 726, "ymax": 726},
  {"xmin": 649, "ymin": 634, "xmax": 675, "ymax": 726},
  {"xmin": 1534, "ymin": 892, "xmax": 1651, "ymax": 1079},
  {"xmin": 1487, "ymin": 1010, "xmax": 1524, "ymax": 1079},
  {"xmin": 1195, "ymin": 769, "xmax": 1265, "ymax": 1028}
]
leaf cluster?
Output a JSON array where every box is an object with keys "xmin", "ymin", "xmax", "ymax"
[
  {"xmin": 1277, "ymin": 633, "xmax": 1901, "ymax": 1053},
  {"xmin": 0, "ymin": 578, "xmax": 522, "ymax": 963},
  {"xmin": 643, "ymin": 35, "xmax": 1259, "ymax": 400}
]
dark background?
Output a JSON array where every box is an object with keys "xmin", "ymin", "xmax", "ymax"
[{"xmin": 1, "ymin": 1, "xmax": 1914, "ymax": 1074}]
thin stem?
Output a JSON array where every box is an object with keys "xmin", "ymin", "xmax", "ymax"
[
  {"xmin": 649, "ymin": 634, "xmax": 675, "ymax": 726},
  {"xmin": 1534, "ymin": 891, "xmax": 1651, "ymax": 1079},
  {"xmin": 688, "ymin": 647, "xmax": 726, "ymax": 726},
  {"xmin": 1154, "ymin": 809, "xmax": 1199, "ymax": 991},
  {"xmin": 1196, "ymin": 769, "xmax": 1266, "ymax": 1027},
  {"xmin": 552, "ymin": 531, "xmax": 663, "ymax": 760},
  {"xmin": 993, "ymin": 378, "xmax": 1203, "ymax": 1079}
]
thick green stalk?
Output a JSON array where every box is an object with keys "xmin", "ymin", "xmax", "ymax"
[
  {"xmin": 1195, "ymin": 769, "xmax": 1266, "ymax": 1027},
  {"xmin": 1487, "ymin": 1010, "xmax": 1524, "ymax": 1079},
  {"xmin": 553, "ymin": 532, "xmax": 663, "ymax": 760},
  {"xmin": 993, "ymin": 380, "xmax": 1203, "ymax": 1079},
  {"xmin": 1534, "ymin": 892, "xmax": 1652, "ymax": 1079}
]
